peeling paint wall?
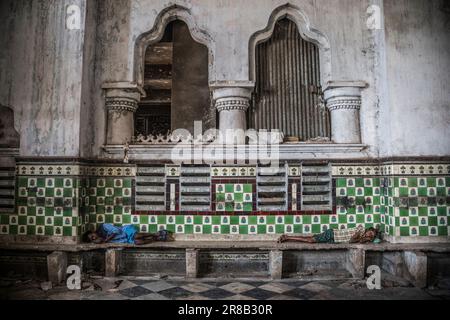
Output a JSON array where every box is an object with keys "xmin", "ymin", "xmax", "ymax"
[
  {"xmin": 381, "ymin": 0, "xmax": 450, "ymax": 157},
  {"xmin": 0, "ymin": 0, "xmax": 90, "ymax": 157},
  {"xmin": 0, "ymin": 0, "xmax": 449, "ymax": 158}
]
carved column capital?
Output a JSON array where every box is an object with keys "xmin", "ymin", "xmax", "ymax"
[
  {"xmin": 210, "ymin": 83, "xmax": 254, "ymax": 144},
  {"xmin": 104, "ymin": 86, "xmax": 142, "ymax": 113},
  {"xmin": 103, "ymin": 83, "xmax": 143, "ymax": 146},
  {"xmin": 324, "ymin": 85, "xmax": 363, "ymax": 144}
]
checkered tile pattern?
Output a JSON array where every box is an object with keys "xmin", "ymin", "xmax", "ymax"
[
  {"xmin": 0, "ymin": 176, "xmax": 133, "ymax": 237},
  {"xmin": 383, "ymin": 177, "xmax": 450, "ymax": 237},
  {"xmin": 1, "ymin": 164, "xmax": 448, "ymax": 239},
  {"xmin": 4, "ymin": 177, "xmax": 82, "ymax": 236},
  {"xmin": 114, "ymin": 279, "xmax": 337, "ymax": 300},
  {"xmin": 86, "ymin": 177, "xmax": 133, "ymax": 228},
  {"xmin": 215, "ymin": 184, "xmax": 253, "ymax": 212}
]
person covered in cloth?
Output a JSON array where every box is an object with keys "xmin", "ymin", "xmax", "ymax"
[
  {"xmin": 278, "ymin": 225, "xmax": 380, "ymax": 244},
  {"xmin": 83, "ymin": 223, "xmax": 174, "ymax": 245}
]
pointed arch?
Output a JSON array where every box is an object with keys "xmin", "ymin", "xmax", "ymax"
[
  {"xmin": 249, "ymin": 3, "xmax": 332, "ymax": 85},
  {"xmin": 134, "ymin": 5, "xmax": 215, "ymax": 88}
]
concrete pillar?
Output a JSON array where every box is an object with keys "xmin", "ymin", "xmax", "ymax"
[
  {"xmin": 103, "ymin": 83, "xmax": 143, "ymax": 145},
  {"xmin": 47, "ymin": 251, "xmax": 68, "ymax": 285},
  {"xmin": 346, "ymin": 248, "xmax": 366, "ymax": 279},
  {"xmin": 105, "ymin": 249, "xmax": 122, "ymax": 277},
  {"xmin": 186, "ymin": 249, "xmax": 199, "ymax": 279},
  {"xmin": 211, "ymin": 83, "xmax": 254, "ymax": 145},
  {"xmin": 403, "ymin": 251, "xmax": 428, "ymax": 288},
  {"xmin": 324, "ymin": 85, "xmax": 364, "ymax": 144},
  {"xmin": 269, "ymin": 250, "xmax": 283, "ymax": 280}
]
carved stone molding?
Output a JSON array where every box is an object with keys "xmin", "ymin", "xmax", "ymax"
[
  {"xmin": 105, "ymin": 97, "xmax": 139, "ymax": 113},
  {"xmin": 215, "ymin": 99, "xmax": 250, "ymax": 112},
  {"xmin": 327, "ymin": 98, "xmax": 361, "ymax": 111}
]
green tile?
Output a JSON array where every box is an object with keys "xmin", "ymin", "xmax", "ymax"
[
  {"xmin": 239, "ymin": 226, "xmax": 248, "ymax": 234},
  {"xmin": 221, "ymin": 225, "xmax": 230, "ymax": 234}
]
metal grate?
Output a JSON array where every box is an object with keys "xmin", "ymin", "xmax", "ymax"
[
  {"xmin": 135, "ymin": 165, "xmax": 166, "ymax": 211},
  {"xmin": 250, "ymin": 18, "xmax": 330, "ymax": 141},
  {"xmin": 300, "ymin": 163, "xmax": 332, "ymax": 211},
  {"xmin": 0, "ymin": 167, "xmax": 15, "ymax": 213}
]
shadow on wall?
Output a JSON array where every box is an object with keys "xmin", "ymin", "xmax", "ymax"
[{"xmin": 0, "ymin": 105, "xmax": 20, "ymax": 148}]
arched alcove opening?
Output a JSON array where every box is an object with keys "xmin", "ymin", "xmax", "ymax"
[
  {"xmin": 249, "ymin": 18, "xmax": 331, "ymax": 141},
  {"xmin": 135, "ymin": 20, "xmax": 212, "ymax": 137}
]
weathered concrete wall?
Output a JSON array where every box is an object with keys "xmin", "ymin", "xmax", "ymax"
[
  {"xmin": 89, "ymin": 0, "xmax": 381, "ymax": 157},
  {"xmin": 1, "ymin": 0, "xmax": 448, "ymax": 158},
  {"xmin": 0, "ymin": 0, "xmax": 92, "ymax": 157},
  {"xmin": 381, "ymin": 0, "xmax": 450, "ymax": 157}
]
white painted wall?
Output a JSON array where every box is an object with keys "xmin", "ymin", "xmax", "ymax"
[
  {"xmin": 0, "ymin": 0, "xmax": 448, "ymax": 158},
  {"xmin": 381, "ymin": 0, "xmax": 450, "ymax": 157},
  {"xmin": 0, "ymin": 0, "xmax": 89, "ymax": 157}
]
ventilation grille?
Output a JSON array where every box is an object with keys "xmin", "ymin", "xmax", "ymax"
[
  {"xmin": 135, "ymin": 165, "xmax": 166, "ymax": 211},
  {"xmin": 180, "ymin": 166, "xmax": 211, "ymax": 211},
  {"xmin": 257, "ymin": 165, "xmax": 288, "ymax": 211},
  {"xmin": 0, "ymin": 167, "xmax": 15, "ymax": 213},
  {"xmin": 301, "ymin": 163, "xmax": 332, "ymax": 211}
]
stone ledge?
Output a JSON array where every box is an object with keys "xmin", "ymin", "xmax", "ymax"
[
  {"xmin": 1, "ymin": 241, "xmax": 449, "ymax": 253},
  {"xmin": 103, "ymin": 143, "xmax": 369, "ymax": 161}
]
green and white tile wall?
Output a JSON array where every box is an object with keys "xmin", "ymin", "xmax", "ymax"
[
  {"xmin": 333, "ymin": 163, "xmax": 450, "ymax": 239},
  {"xmin": 0, "ymin": 165, "xmax": 135, "ymax": 239},
  {"xmin": 1, "ymin": 162, "xmax": 449, "ymax": 242}
]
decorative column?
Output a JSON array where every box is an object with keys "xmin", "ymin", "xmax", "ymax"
[
  {"xmin": 103, "ymin": 83, "xmax": 143, "ymax": 145},
  {"xmin": 211, "ymin": 83, "xmax": 254, "ymax": 145},
  {"xmin": 324, "ymin": 84, "xmax": 365, "ymax": 144}
]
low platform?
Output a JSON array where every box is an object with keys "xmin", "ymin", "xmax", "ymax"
[{"xmin": 1, "ymin": 241, "xmax": 449, "ymax": 289}]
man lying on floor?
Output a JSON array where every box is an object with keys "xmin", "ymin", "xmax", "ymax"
[
  {"xmin": 278, "ymin": 225, "xmax": 380, "ymax": 244},
  {"xmin": 83, "ymin": 224, "xmax": 174, "ymax": 245}
]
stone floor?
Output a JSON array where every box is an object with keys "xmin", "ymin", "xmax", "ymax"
[{"xmin": 1, "ymin": 275, "xmax": 450, "ymax": 300}]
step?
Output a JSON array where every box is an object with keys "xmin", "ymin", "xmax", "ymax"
[
  {"xmin": 0, "ymin": 180, "xmax": 14, "ymax": 187},
  {"xmin": 136, "ymin": 186, "xmax": 166, "ymax": 193},
  {"xmin": 0, "ymin": 198, "xmax": 14, "ymax": 206},
  {"xmin": 180, "ymin": 177, "xmax": 210, "ymax": 184},
  {"xmin": 0, "ymin": 171, "xmax": 15, "ymax": 177},
  {"xmin": 258, "ymin": 205, "xmax": 287, "ymax": 211},
  {"xmin": 0, "ymin": 189, "xmax": 15, "ymax": 196},
  {"xmin": 136, "ymin": 176, "xmax": 165, "ymax": 184},
  {"xmin": 302, "ymin": 204, "xmax": 332, "ymax": 211},
  {"xmin": 258, "ymin": 176, "xmax": 286, "ymax": 184},
  {"xmin": 302, "ymin": 176, "xmax": 331, "ymax": 183},
  {"xmin": 301, "ymin": 166, "xmax": 331, "ymax": 174},
  {"xmin": 137, "ymin": 167, "xmax": 165, "ymax": 175},
  {"xmin": 135, "ymin": 205, "xmax": 166, "ymax": 211},
  {"xmin": 302, "ymin": 185, "xmax": 331, "ymax": 193},
  {"xmin": 181, "ymin": 167, "xmax": 211, "ymax": 175},
  {"xmin": 181, "ymin": 195, "xmax": 211, "ymax": 203},
  {"xmin": 258, "ymin": 197, "xmax": 286, "ymax": 204},
  {"xmin": 257, "ymin": 186, "xmax": 286, "ymax": 193},
  {"xmin": 180, "ymin": 205, "xmax": 210, "ymax": 211},
  {"xmin": 136, "ymin": 195, "xmax": 165, "ymax": 202},
  {"xmin": 302, "ymin": 194, "xmax": 331, "ymax": 202},
  {"xmin": 258, "ymin": 167, "xmax": 286, "ymax": 176},
  {"xmin": 181, "ymin": 186, "xmax": 210, "ymax": 193}
]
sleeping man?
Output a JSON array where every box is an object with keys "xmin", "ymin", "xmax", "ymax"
[{"xmin": 83, "ymin": 223, "xmax": 174, "ymax": 245}]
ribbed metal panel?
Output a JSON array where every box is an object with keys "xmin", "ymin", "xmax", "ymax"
[{"xmin": 250, "ymin": 19, "xmax": 330, "ymax": 140}]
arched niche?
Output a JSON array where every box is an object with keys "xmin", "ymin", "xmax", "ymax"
[
  {"xmin": 0, "ymin": 105, "xmax": 20, "ymax": 149},
  {"xmin": 134, "ymin": 5, "xmax": 215, "ymax": 88},
  {"xmin": 249, "ymin": 4, "xmax": 332, "ymax": 86}
]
